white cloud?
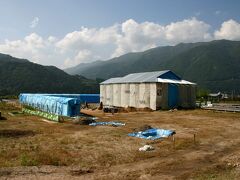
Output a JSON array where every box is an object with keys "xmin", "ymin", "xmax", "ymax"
[
  {"xmin": 48, "ymin": 36, "xmax": 57, "ymax": 43},
  {"xmin": 0, "ymin": 33, "xmax": 59, "ymax": 65},
  {"xmin": 0, "ymin": 18, "xmax": 239, "ymax": 69},
  {"xmin": 214, "ymin": 19, "xmax": 240, "ymax": 40},
  {"xmin": 64, "ymin": 49, "xmax": 92, "ymax": 67},
  {"xmin": 165, "ymin": 18, "xmax": 211, "ymax": 42},
  {"xmin": 30, "ymin": 17, "xmax": 39, "ymax": 28},
  {"xmin": 56, "ymin": 25, "xmax": 120, "ymax": 53},
  {"xmin": 112, "ymin": 18, "xmax": 212, "ymax": 57}
]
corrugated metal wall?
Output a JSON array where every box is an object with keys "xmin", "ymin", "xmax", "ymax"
[
  {"xmin": 113, "ymin": 84, "xmax": 121, "ymax": 107},
  {"xmin": 120, "ymin": 83, "xmax": 125, "ymax": 107},
  {"xmin": 105, "ymin": 84, "xmax": 113, "ymax": 106},
  {"xmin": 178, "ymin": 84, "xmax": 196, "ymax": 108},
  {"xmin": 156, "ymin": 83, "xmax": 168, "ymax": 109},
  {"xmin": 138, "ymin": 83, "xmax": 144, "ymax": 108},
  {"xmin": 138, "ymin": 83, "xmax": 151, "ymax": 108},
  {"xmin": 101, "ymin": 83, "xmax": 155, "ymax": 109},
  {"xmin": 100, "ymin": 85, "xmax": 106, "ymax": 105},
  {"xmin": 120, "ymin": 83, "xmax": 130, "ymax": 107},
  {"xmin": 129, "ymin": 83, "xmax": 138, "ymax": 107},
  {"xmin": 149, "ymin": 83, "xmax": 157, "ymax": 110},
  {"xmin": 100, "ymin": 82, "xmax": 196, "ymax": 110}
]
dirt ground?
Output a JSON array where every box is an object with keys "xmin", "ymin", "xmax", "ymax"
[{"xmin": 0, "ymin": 102, "xmax": 240, "ymax": 179}]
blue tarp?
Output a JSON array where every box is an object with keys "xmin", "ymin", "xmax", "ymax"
[
  {"xmin": 22, "ymin": 94, "xmax": 100, "ymax": 104},
  {"xmin": 78, "ymin": 94, "xmax": 100, "ymax": 103},
  {"xmin": 128, "ymin": 128, "xmax": 175, "ymax": 140},
  {"xmin": 19, "ymin": 93, "xmax": 100, "ymax": 117},
  {"xmin": 89, "ymin": 121, "xmax": 125, "ymax": 126},
  {"xmin": 19, "ymin": 93, "xmax": 81, "ymax": 117},
  {"xmin": 46, "ymin": 94, "xmax": 100, "ymax": 103}
]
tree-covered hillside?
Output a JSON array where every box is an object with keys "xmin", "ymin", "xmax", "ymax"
[
  {"xmin": 0, "ymin": 53, "xmax": 99, "ymax": 96},
  {"xmin": 65, "ymin": 40, "xmax": 240, "ymax": 93}
]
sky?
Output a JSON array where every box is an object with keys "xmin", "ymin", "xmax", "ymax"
[{"xmin": 0, "ymin": 0, "xmax": 240, "ymax": 69}]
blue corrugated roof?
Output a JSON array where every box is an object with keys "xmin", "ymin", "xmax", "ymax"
[{"xmin": 100, "ymin": 70, "xmax": 182, "ymax": 84}]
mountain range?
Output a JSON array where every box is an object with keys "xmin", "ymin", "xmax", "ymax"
[
  {"xmin": 0, "ymin": 40, "xmax": 239, "ymax": 96},
  {"xmin": 65, "ymin": 40, "xmax": 240, "ymax": 93},
  {"xmin": 0, "ymin": 53, "xmax": 99, "ymax": 96}
]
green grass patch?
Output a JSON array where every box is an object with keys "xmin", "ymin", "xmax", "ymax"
[{"xmin": 20, "ymin": 153, "xmax": 39, "ymax": 166}]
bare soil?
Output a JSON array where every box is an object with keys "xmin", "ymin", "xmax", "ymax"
[{"xmin": 0, "ymin": 103, "xmax": 240, "ymax": 179}]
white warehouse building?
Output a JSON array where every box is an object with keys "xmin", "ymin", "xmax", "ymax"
[{"xmin": 100, "ymin": 70, "xmax": 196, "ymax": 110}]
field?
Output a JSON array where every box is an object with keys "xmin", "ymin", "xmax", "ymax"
[{"xmin": 0, "ymin": 102, "xmax": 240, "ymax": 179}]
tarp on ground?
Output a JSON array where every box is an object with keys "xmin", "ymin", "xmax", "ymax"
[
  {"xmin": 89, "ymin": 121, "xmax": 125, "ymax": 126},
  {"xmin": 19, "ymin": 93, "xmax": 81, "ymax": 117},
  {"xmin": 128, "ymin": 128, "xmax": 175, "ymax": 140}
]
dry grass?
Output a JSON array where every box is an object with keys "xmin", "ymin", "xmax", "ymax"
[
  {"xmin": 0, "ymin": 103, "xmax": 240, "ymax": 179},
  {"xmin": 0, "ymin": 102, "xmax": 20, "ymax": 111}
]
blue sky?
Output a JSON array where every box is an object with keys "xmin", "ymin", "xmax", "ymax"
[{"xmin": 0, "ymin": 0, "xmax": 239, "ymax": 68}]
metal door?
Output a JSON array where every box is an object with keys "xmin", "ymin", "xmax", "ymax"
[{"xmin": 168, "ymin": 84, "xmax": 178, "ymax": 109}]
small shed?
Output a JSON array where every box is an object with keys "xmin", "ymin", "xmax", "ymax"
[{"xmin": 100, "ymin": 70, "xmax": 196, "ymax": 110}]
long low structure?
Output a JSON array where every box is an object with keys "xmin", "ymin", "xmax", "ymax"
[
  {"xmin": 43, "ymin": 94, "xmax": 100, "ymax": 103},
  {"xmin": 19, "ymin": 93, "xmax": 100, "ymax": 117},
  {"xmin": 100, "ymin": 70, "xmax": 196, "ymax": 110}
]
